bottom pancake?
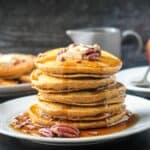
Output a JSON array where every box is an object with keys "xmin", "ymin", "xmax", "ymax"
[
  {"xmin": 28, "ymin": 105, "xmax": 127, "ymax": 129},
  {"xmin": 30, "ymin": 104, "xmax": 126, "ymax": 121}
]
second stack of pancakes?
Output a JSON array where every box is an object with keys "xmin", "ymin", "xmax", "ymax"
[{"xmin": 30, "ymin": 44, "xmax": 127, "ymax": 129}]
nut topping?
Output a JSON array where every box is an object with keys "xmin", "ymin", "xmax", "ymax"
[
  {"xmin": 56, "ymin": 44, "xmax": 101, "ymax": 62},
  {"xmin": 38, "ymin": 125, "xmax": 80, "ymax": 138},
  {"xmin": 11, "ymin": 114, "xmax": 31, "ymax": 129},
  {"xmin": 50, "ymin": 124, "xmax": 80, "ymax": 138},
  {"xmin": 39, "ymin": 128, "xmax": 54, "ymax": 137}
]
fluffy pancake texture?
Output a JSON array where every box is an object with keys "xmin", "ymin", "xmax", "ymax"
[
  {"xmin": 35, "ymin": 102, "xmax": 125, "ymax": 118},
  {"xmin": 37, "ymin": 82, "xmax": 126, "ymax": 105},
  {"xmin": 28, "ymin": 104, "xmax": 127, "ymax": 129},
  {"xmin": 31, "ymin": 69, "xmax": 116, "ymax": 92},
  {"xmin": 48, "ymin": 73, "xmax": 110, "ymax": 79},
  {"xmin": 36, "ymin": 49, "xmax": 122, "ymax": 76}
]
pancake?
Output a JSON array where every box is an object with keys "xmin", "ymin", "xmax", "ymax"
[
  {"xmin": 37, "ymin": 82, "xmax": 126, "ymax": 104},
  {"xmin": 38, "ymin": 95, "xmax": 125, "ymax": 106},
  {"xmin": 35, "ymin": 48, "xmax": 122, "ymax": 76},
  {"xmin": 36, "ymin": 101, "xmax": 125, "ymax": 118},
  {"xmin": 31, "ymin": 104, "xmax": 126, "ymax": 121},
  {"xmin": 0, "ymin": 54, "xmax": 35, "ymax": 79},
  {"xmin": 0, "ymin": 78, "xmax": 18, "ymax": 86},
  {"xmin": 31, "ymin": 69, "xmax": 116, "ymax": 92},
  {"xmin": 28, "ymin": 105, "xmax": 127, "ymax": 129},
  {"xmin": 19, "ymin": 74, "xmax": 31, "ymax": 83},
  {"xmin": 48, "ymin": 73, "xmax": 110, "ymax": 79}
]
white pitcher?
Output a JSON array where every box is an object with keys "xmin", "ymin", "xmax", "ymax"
[{"xmin": 66, "ymin": 27, "xmax": 143, "ymax": 57}]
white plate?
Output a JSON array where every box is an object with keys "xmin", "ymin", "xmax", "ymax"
[
  {"xmin": 117, "ymin": 66, "xmax": 150, "ymax": 97},
  {"xmin": 0, "ymin": 83, "xmax": 35, "ymax": 97},
  {"xmin": 0, "ymin": 95, "xmax": 150, "ymax": 146}
]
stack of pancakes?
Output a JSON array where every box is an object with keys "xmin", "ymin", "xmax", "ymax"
[{"xmin": 29, "ymin": 47, "xmax": 127, "ymax": 129}]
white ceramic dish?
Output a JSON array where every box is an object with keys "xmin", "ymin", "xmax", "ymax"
[
  {"xmin": 117, "ymin": 66, "xmax": 150, "ymax": 97},
  {"xmin": 0, "ymin": 83, "xmax": 35, "ymax": 97},
  {"xmin": 0, "ymin": 95, "xmax": 150, "ymax": 146}
]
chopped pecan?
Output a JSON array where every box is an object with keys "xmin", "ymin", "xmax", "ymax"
[
  {"xmin": 11, "ymin": 117, "xmax": 31, "ymax": 129},
  {"xmin": 82, "ymin": 47, "xmax": 101, "ymax": 61},
  {"xmin": 11, "ymin": 113, "xmax": 32, "ymax": 129},
  {"xmin": 56, "ymin": 44, "xmax": 101, "ymax": 62},
  {"xmin": 84, "ymin": 48, "xmax": 100, "ymax": 55},
  {"xmin": 39, "ymin": 128, "xmax": 54, "ymax": 137},
  {"xmin": 50, "ymin": 124, "xmax": 80, "ymax": 138},
  {"xmin": 86, "ymin": 52, "xmax": 100, "ymax": 61}
]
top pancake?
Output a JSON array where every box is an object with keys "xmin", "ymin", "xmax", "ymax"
[{"xmin": 36, "ymin": 48, "xmax": 122, "ymax": 76}]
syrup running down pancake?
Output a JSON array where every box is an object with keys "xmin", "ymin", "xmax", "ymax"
[{"xmin": 36, "ymin": 48, "xmax": 122, "ymax": 76}]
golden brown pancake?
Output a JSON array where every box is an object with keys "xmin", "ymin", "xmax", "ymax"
[
  {"xmin": 0, "ymin": 54, "xmax": 35, "ymax": 79},
  {"xmin": 19, "ymin": 74, "xmax": 31, "ymax": 83},
  {"xmin": 31, "ymin": 69, "xmax": 116, "ymax": 92},
  {"xmin": 31, "ymin": 104, "xmax": 126, "ymax": 121},
  {"xmin": 35, "ymin": 48, "xmax": 122, "ymax": 76},
  {"xmin": 38, "ymin": 95, "xmax": 125, "ymax": 106},
  {"xmin": 0, "ymin": 78, "xmax": 18, "ymax": 86},
  {"xmin": 37, "ymin": 82, "xmax": 126, "ymax": 104},
  {"xmin": 28, "ymin": 104, "xmax": 127, "ymax": 129},
  {"xmin": 48, "ymin": 73, "xmax": 110, "ymax": 79},
  {"xmin": 36, "ymin": 101, "xmax": 125, "ymax": 118}
]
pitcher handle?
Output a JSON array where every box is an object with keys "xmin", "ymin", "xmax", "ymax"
[{"xmin": 122, "ymin": 30, "xmax": 143, "ymax": 53}]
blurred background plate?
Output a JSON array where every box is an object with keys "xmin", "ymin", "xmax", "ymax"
[
  {"xmin": 0, "ymin": 83, "xmax": 36, "ymax": 100},
  {"xmin": 117, "ymin": 66, "xmax": 150, "ymax": 98}
]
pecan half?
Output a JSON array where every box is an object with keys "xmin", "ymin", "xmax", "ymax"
[
  {"xmin": 86, "ymin": 52, "xmax": 100, "ymax": 61},
  {"xmin": 83, "ymin": 48, "xmax": 101, "ymax": 61},
  {"xmin": 84, "ymin": 48, "xmax": 100, "ymax": 55},
  {"xmin": 50, "ymin": 124, "xmax": 80, "ymax": 138},
  {"xmin": 39, "ymin": 128, "xmax": 54, "ymax": 137}
]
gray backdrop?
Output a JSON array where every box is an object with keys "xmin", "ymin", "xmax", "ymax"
[{"xmin": 0, "ymin": 0, "xmax": 149, "ymax": 67}]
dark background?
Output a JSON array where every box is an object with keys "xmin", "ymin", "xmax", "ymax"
[{"xmin": 0, "ymin": 0, "xmax": 149, "ymax": 67}]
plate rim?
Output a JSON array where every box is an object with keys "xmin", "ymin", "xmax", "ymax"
[
  {"xmin": 0, "ymin": 83, "xmax": 35, "ymax": 96},
  {"xmin": 0, "ymin": 94, "xmax": 150, "ymax": 144}
]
